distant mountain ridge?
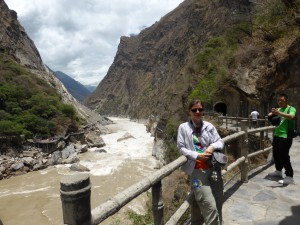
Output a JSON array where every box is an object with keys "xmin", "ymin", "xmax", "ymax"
[
  {"xmin": 54, "ymin": 71, "xmax": 91, "ymax": 102},
  {"xmin": 84, "ymin": 84, "xmax": 97, "ymax": 93}
]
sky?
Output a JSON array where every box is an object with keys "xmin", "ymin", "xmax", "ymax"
[{"xmin": 5, "ymin": 0, "xmax": 183, "ymax": 86}]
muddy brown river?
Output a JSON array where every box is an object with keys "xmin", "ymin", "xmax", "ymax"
[{"xmin": 0, "ymin": 118, "xmax": 158, "ymax": 225}]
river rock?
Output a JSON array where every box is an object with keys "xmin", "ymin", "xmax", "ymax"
[
  {"xmin": 48, "ymin": 151, "xmax": 62, "ymax": 165},
  {"xmin": 22, "ymin": 157, "xmax": 36, "ymax": 167},
  {"xmin": 56, "ymin": 140, "xmax": 66, "ymax": 150},
  {"xmin": 79, "ymin": 144, "xmax": 88, "ymax": 153},
  {"xmin": 22, "ymin": 150, "xmax": 39, "ymax": 157},
  {"xmin": 62, "ymin": 153, "xmax": 79, "ymax": 164},
  {"xmin": 70, "ymin": 163, "xmax": 90, "ymax": 172},
  {"xmin": 32, "ymin": 163, "xmax": 47, "ymax": 171},
  {"xmin": 11, "ymin": 162, "xmax": 24, "ymax": 171},
  {"xmin": 68, "ymin": 135, "xmax": 77, "ymax": 143},
  {"xmin": 95, "ymin": 149, "xmax": 107, "ymax": 153},
  {"xmin": 117, "ymin": 132, "xmax": 135, "ymax": 142},
  {"xmin": 85, "ymin": 132, "xmax": 105, "ymax": 148},
  {"xmin": 61, "ymin": 145, "xmax": 76, "ymax": 159}
]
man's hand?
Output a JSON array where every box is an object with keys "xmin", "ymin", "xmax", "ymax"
[{"xmin": 271, "ymin": 107, "xmax": 279, "ymax": 115}]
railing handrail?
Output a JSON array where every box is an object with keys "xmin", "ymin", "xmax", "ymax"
[
  {"xmin": 60, "ymin": 120, "xmax": 275, "ymax": 225},
  {"xmin": 91, "ymin": 155, "xmax": 187, "ymax": 224},
  {"xmin": 218, "ymin": 115, "xmax": 267, "ymax": 121}
]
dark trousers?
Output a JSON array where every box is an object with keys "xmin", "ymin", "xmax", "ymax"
[{"xmin": 272, "ymin": 136, "xmax": 293, "ymax": 177}]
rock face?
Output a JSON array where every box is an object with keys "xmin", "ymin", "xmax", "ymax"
[
  {"xmin": 0, "ymin": 1, "xmax": 43, "ymax": 71},
  {"xmin": 85, "ymin": 0, "xmax": 300, "ymax": 121},
  {"xmin": 0, "ymin": 1, "xmax": 73, "ymax": 103},
  {"xmin": 86, "ymin": 0, "xmax": 233, "ymax": 117},
  {"xmin": 0, "ymin": 0, "xmax": 109, "ymax": 127}
]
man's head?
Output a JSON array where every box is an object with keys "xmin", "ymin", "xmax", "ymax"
[{"xmin": 277, "ymin": 93, "xmax": 288, "ymax": 108}]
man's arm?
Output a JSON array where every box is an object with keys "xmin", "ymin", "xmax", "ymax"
[{"xmin": 271, "ymin": 107, "xmax": 295, "ymax": 120}]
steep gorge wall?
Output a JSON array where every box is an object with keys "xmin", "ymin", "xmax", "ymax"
[
  {"xmin": 86, "ymin": 0, "xmax": 300, "ymax": 124},
  {"xmin": 0, "ymin": 0, "xmax": 99, "ymax": 122},
  {"xmin": 85, "ymin": 0, "xmax": 239, "ymax": 118}
]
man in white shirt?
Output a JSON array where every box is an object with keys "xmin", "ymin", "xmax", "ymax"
[{"xmin": 249, "ymin": 109, "xmax": 259, "ymax": 128}]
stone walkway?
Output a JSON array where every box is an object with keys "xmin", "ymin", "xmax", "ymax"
[{"xmin": 222, "ymin": 136, "xmax": 300, "ymax": 225}]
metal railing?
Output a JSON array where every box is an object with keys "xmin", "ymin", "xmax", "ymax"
[{"xmin": 59, "ymin": 119, "xmax": 275, "ymax": 225}]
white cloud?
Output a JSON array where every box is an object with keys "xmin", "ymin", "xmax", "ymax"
[{"xmin": 5, "ymin": 0, "xmax": 183, "ymax": 86}]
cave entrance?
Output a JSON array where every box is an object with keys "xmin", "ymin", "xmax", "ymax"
[{"xmin": 214, "ymin": 102, "xmax": 227, "ymax": 116}]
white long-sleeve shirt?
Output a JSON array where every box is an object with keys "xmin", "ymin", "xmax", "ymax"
[{"xmin": 177, "ymin": 120, "xmax": 224, "ymax": 175}]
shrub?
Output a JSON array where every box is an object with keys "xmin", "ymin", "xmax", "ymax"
[
  {"xmin": 0, "ymin": 120, "xmax": 25, "ymax": 136},
  {"xmin": 60, "ymin": 104, "xmax": 76, "ymax": 118},
  {"xmin": 188, "ymin": 78, "xmax": 216, "ymax": 106},
  {"xmin": 0, "ymin": 110, "xmax": 12, "ymax": 120},
  {"xmin": 255, "ymin": 0, "xmax": 293, "ymax": 41}
]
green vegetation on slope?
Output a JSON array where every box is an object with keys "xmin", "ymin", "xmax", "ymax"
[
  {"xmin": 188, "ymin": 0, "xmax": 300, "ymax": 106},
  {"xmin": 255, "ymin": 0, "xmax": 300, "ymax": 41},
  {"xmin": 0, "ymin": 52, "xmax": 79, "ymax": 138}
]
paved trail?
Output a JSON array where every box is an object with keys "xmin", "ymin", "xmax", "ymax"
[{"xmin": 222, "ymin": 136, "xmax": 300, "ymax": 225}]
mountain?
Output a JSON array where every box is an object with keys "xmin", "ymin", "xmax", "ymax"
[
  {"xmin": 0, "ymin": 0, "xmax": 75, "ymax": 106},
  {"xmin": 84, "ymin": 85, "xmax": 97, "ymax": 93},
  {"xmin": 0, "ymin": 0, "xmax": 108, "ymax": 137},
  {"xmin": 85, "ymin": 0, "xmax": 300, "ymax": 123},
  {"xmin": 54, "ymin": 71, "xmax": 91, "ymax": 102}
]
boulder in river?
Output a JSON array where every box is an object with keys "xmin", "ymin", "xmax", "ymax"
[
  {"xmin": 117, "ymin": 132, "xmax": 135, "ymax": 142},
  {"xmin": 70, "ymin": 163, "xmax": 90, "ymax": 172}
]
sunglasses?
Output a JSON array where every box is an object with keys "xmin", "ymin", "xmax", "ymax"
[{"xmin": 190, "ymin": 108, "xmax": 204, "ymax": 113}]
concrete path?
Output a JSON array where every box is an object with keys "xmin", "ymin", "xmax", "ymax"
[{"xmin": 222, "ymin": 136, "xmax": 300, "ymax": 225}]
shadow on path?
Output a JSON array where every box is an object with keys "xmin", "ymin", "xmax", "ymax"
[
  {"xmin": 279, "ymin": 205, "xmax": 300, "ymax": 225},
  {"xmin": 223, "ymin": 162, "xmax": 274, "ymax": 201}
]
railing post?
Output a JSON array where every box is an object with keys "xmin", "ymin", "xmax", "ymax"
[
  {"xmin": 260, "ymin": 131, "xmax": 264, "ymax": 150},
  {"xmin": 225, "ymin": 114, "xmax": 228, "ymax": 129},
  {"xmin": 60, "ymin": 173, "xmax": 92, "ymax": 225},
  {"xmin": 265, "ymin": 116, "xmax": 269, "ymax": 138},
  {"xmin": 152, "ymin": 180, "xmax": 164, "ymax": 225},
  {"xmin": 240, "ymin": 120, "xmax": 249, "ymax": 183}
]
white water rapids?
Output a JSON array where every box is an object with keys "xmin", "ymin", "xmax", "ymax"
[{"xmin": 0, "ymin": 117, "xmax": 158, "ymax": 225}]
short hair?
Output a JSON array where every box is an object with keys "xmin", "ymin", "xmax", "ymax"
[
  {"xmin": 278, "ymin": 93, "xmax": 288, "ymax": 100},
  {"xmin": 188, "ymin": 99, "xmax": 204, "ymax": 110}
]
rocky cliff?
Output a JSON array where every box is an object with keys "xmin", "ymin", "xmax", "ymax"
[
  {"xmin": 0, "ymin": 0, "xmax": 106, "ymax": 125},
  {"xmin": 85, "ymin": 0, "xmax": 300, "ymax": 121}
]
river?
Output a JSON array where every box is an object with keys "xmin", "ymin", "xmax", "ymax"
[{"xmin": 0, "ymin": 117, "xmax": 158, "ymax": 225}]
